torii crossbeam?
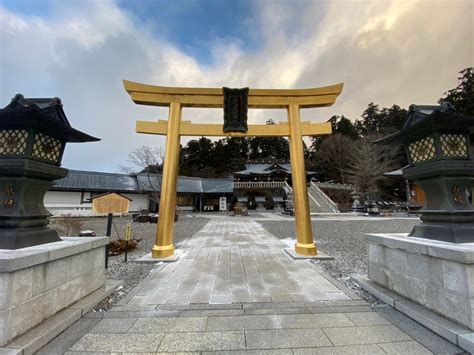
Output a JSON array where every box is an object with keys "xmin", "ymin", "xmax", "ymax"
[{"xmin": 124, "ymin": 80, "xmax": 344, "ymax": 258}]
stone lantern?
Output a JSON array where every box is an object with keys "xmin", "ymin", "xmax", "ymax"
[
  {"xmin": 0, "ymin": 94, "xmax": 99, "ymax": 249},
  {"xmin": 376, "ymin": 102, "xmax": 474, "ymax": 242}
]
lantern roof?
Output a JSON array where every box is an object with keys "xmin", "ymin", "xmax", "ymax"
[
  {"xmin": 375, "ymin": 102, "xmax": 474, "ymax": 145},
  {"xmin": 0, "ymin": 94, "xmax": 99, "ymax": 143},
  {"xmin": 402, "ymin": 102, "xmax": 456, "ymax": 129}
]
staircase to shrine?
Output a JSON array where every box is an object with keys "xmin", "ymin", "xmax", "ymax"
[
  {"xmin": 281, "ymin": 181, "xmax": 339, "ymax": 214},
  {"xmin": 307, "ymin": 182, "xmax": 339, "ymax": 213}
]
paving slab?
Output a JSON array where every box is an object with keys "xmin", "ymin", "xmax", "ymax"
[
  {"xmin": 277, "ymin": 313, "xmax": 355, "ymax": 329},
  {"xmin": 292, "ymin": 344, "xmax": 386, "ymax": 355},
  {"xmin": 178, "ymin": 309, "xmax": 244, "ymax": 317},
  {"xmin": 245, "ymin": 328, "xmax": 332, "ymax": 349},
  {"xmin": 378, "ymin": 340, "xmax": 433, "ymax": 354},
  {"xmin": 157, "ymin": 331, "xmax": 246, "ymax": 352},
  {"xmin": 0, "ymin": 348, "xmax": 22, "ymax": 355},
  {"xmin": 58, "ymin": 217, "xmax": 466, "ymax": 353},
  {"xmin": 206, "ymin": 315, "xmax": 281, "ymax": 331},
  {"xmin": 105, "ymin": 310, "xmax": 179, "ymax": 318},
  {"xmin": 202, "ymin": 350, "xmax": 291, "ymax": 355},
  {"xmin": 130, "ymin": 317, "xmax": 207, "ymax": 333},
  {"xmin": 244, "ymin": 307, "xmax": 312, "ymax": 315},
  {"xmin": 309, "ymin": 305, "xmax": 372, "ymax": 314},
  {"xmin": 90, "ymin": 317, "xmax": 137, "ymax": 333},
  {"xmin": 70, "ymin": 333, "xmax": 165, "ymax": 352},
  {"xmin": 345, "ymin": 311, "xmax": 392, "ymax": 326},
  {"xmin": 322, "ymin": 325, "xmax": 412, "ymax": 346},
  {"xmin": 376, "ymin": 307, "xmax": 465, "ymax": 354}
]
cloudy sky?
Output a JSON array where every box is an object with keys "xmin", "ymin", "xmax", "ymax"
[{"xmin": 1, "ymin": 0, "xmax": 472, "ymax": 172}]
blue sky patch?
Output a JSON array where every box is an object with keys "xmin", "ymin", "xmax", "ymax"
[
  {"xmin": 2, "ymin": 0, "xmax": 259, "ymax": 65},
  {"xmin": 119, "ymin": 0, "xmax": 258, "ymax": 65}
]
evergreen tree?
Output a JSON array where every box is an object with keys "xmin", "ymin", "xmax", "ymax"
[
  {"xmin": 310, "ymin": 115, "xmax": 358, "ymax": 152},
  {"xmin": 438, "ymin": 67, "xmax": 474, "ymax": 115},
  {"xmin": 355, "ymin": 104, "xmax": 406, "ymax": 137}
]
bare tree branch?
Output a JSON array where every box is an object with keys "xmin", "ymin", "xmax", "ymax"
[{"xmin": 121, "ymin": 145, "xmax": 165, "ymax": 211}]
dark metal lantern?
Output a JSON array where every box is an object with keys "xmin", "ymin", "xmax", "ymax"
[
  {"xmin": 377, "ymin": 102, "xmax": 474, "ymax": 243},
  {"xmin": 0, "ymin": 94, "xmax": 99, "ymax": 249}
]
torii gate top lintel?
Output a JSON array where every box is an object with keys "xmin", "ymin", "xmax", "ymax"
[
  {"xmin": 123, "ymin": 79, "xmax": 344, "ymax": 109},
  {"xmin": 124, "ymin": 79, "xmax": 344, "ymax": 259},
  {"xmin": 123, "ymin": 80, "xmax": 343, "ymax": 138}
]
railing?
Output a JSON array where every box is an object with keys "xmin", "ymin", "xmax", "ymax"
[
  {"xmin": 310, "ymin": 182, "xmax": 339, "ymax": 213},
  {"xmin": 307, "ymin": 189, "xmax": 321, "ymax": 209},
  {"xmin": 233, "ymin": 181, "xmax": 287, "ymax": 189},
  {"xmin": 316, "ymin": 181, "xmax": 355, "ymax": 191},
  {"xmin": 283, "ymin": 182, "xmax": 294, "ymax": 212}
]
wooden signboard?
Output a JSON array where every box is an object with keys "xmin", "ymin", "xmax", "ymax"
[{"xmin": 91, "ymin": 192, "xmax": 131, "ymax": 214}]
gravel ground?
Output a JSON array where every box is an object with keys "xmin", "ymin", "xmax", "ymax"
[
  {"xmin": 50, "ymin": 214, "xmax": 420, "ymax": 308},
  {"xmin": 50, "ymin": 214, "xmax": 210, "ymax": 310},
  {"xmin": 258, "ymin": 217, "xmax": 421, "ymax": 304}
]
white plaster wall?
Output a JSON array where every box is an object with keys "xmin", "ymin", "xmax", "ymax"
[
  {"xmin": 44, "ymin": 191, "xmax": 87, "ymax": 205},
  {"xmin": 122, "ymin": 193, "xmax": 149, "ymax": 212},
  {"xmin": 44, "ymin": 191, "xmax": 92, "ymax": 216},
  {"xmin": 44, "ymin": 190, "xmax": 149, "ymax": 215}
]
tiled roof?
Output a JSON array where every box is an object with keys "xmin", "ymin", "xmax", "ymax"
[
  {"xmin": 201, "ymin": 178, "xmax": 234, "ymax": 193},
  {"xmin": 53, "ymin": 170, "xmax": 138, "ymax": 192},
  {"xmin": 234, "ymin": 163, "xmax": 316, "ymax": 176},
  {"xmin": 52, "ymin": 170, "xmax": 233, "ymax": 194},
  {"xmin": 234, "ymin": 163, "xmax": 292, "ymax": 175}
]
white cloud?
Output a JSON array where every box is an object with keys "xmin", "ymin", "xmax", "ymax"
[{"xmin": 0, "ymin": 0, "xmax": 472, "ymax": 172}]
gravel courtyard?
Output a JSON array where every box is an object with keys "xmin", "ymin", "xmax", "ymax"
[{"xmin": 50, "ymin": 213, "xmax": 420, "ymax": 307}]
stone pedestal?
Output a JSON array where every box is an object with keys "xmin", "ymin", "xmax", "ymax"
[
  {"xmin": 368, "ymin": 233, "xmax": 474, "ymax": 330},
  {"xmin": 0, "ymin": 237, "xmax": 108, "ymax": 346}
]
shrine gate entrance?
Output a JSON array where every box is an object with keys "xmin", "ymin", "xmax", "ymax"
[{"xmin": 124, "ymin": 80, "xmax": 343, "ymax": 258}]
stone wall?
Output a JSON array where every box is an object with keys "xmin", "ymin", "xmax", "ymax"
[
  {"xmin": 0, "ymin": 237, "xmax": 108, "ymax": 346},
  {"xmin": 368, "ymin": 233, "xmax": 474, "ymax": 330}
]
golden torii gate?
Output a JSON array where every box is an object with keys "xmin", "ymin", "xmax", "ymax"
[{"xmin": 123, "ymin": 80, "xmax": 343, "ymax": 259}]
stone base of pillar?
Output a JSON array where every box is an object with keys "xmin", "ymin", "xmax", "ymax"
[
  {"xmin": 0, "ymin": 237, "xmax": 109, "ymax": 347},
  {"xmin": 367, "ymin": 233, "xmax": 474, "ymax": 330},
  {"xmin": 284, "ymin": 248, "xmax": 333, "ymax": 260}
]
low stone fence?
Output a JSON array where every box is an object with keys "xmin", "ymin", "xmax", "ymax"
[{"xmin": 0, "ymin": 237, "xmax": 108, "ymax": 346}]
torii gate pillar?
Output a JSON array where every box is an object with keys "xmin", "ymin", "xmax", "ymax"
[
  {"xmin": 288, "ymin": 103, "xmax": 316, "ymax": 255},
  {"xmin": 124, "ymin": 80, "xmax": 343, "ymax": 258},
  {"xmin": 152, "ymin": 102, "xmax": 181, "ymax": 257}
]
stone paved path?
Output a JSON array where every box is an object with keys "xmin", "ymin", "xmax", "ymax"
[
  {"xmin": 45, "ymin": 218, "xmax": 463, "ymax": 354},
  {"xmin": 128, "ymin": 219, "xmax": 350, "ymax": 305}
]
